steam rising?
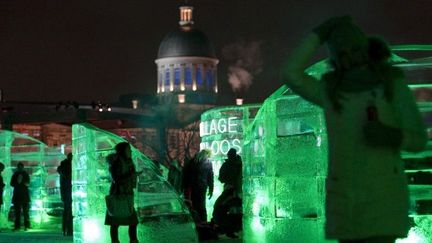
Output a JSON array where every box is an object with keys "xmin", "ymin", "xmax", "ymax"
[{"xmin": 222, "ymin": 40, "xmax": 263, "ymax": 93}]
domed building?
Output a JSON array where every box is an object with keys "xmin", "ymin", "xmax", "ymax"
[
  {"xmin": 1, "ymin": 4, "xmax": 221, "ymax": 171},
  {"xmin": 155, "ymin": 5, "xmax": 219, "ymax": 105}
]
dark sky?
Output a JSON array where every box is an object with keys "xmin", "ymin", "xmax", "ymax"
[{"xmin": 1, "ymin": 0, "xmax": 431, "ymax": 104}]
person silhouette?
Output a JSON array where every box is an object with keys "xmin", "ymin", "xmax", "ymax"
[
  {"xmin": 105, "ymin": 142, "xmax": 141, "ymax": 243},
  {"xmin": 218, "ymin": 148, "xmax": 242, "ymax": 196},
  {"xmin": 10, "ymin": 162, "xmax": 31, "ymax": 231},
  {"xmin": 168, "ymin": 160, "xmax": 183, "ymax": 194},
  {"xmin": 57, "ymin": 153, "xmax": 73, "ymax": 236},
  {"xmin": 182, "ymin": 149, "xmax": 214, "ymax": 222},
  {"xmin": 282, "ymin": 16, "xmax": 428, "ymax": 243},
  {"xmin": 212, "ymin": 148, "xmax": 242, "ymax": 238}
]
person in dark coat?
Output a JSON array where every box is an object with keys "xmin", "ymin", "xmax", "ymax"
[
  {"xmin": 10, "ymin": 162, "xmax": 30, "ymax": 231},
  {"xmin": 0, "ymin": 162, "xmax": 5, "ymax": 212},
  {"xmin": 57, "ymin": 153, "xmax": 73, "ymax": 236},
  {"xmin": 212, "ymin": 148, "xmax": 243, "ymax": 238},
  {"xmin": 183, "ymin": 149, "xmax": 214, "ymax": 222},
  {"xmin": 105, "ymin": 142, "xmax": 141, "ymax": 243},
  {"xmin": 218, "ymin": 148, "xmax": 242, "ymax": 196},
  {"xmin": 167, "ymin": 160, "xmax": 183, "ymax": 194}
]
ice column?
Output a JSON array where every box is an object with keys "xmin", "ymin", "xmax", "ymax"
[{"xmin": 243, "ymin": 87, "xmax": 334, "ymax": 243}]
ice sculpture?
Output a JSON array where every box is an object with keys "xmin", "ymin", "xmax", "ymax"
[
  {"xmin": 0, "ymin": 130, "xmax": 65, "ymax": 229},
  {"xmin": 393, "ymin": 45, "xmax": 432, "ymax": 243},
  {"xmin": 242, "ymin": 86, "xmax": 333, "ymax": 243},
  {"xmin": 199, "ymin": 104, "xmax": 260, "ymax": 222},
  {"xmin": 71, "ymin": 123, "xmax": 197, "ymax": 243}
]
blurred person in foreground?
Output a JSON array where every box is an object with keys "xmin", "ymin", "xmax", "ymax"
[{"xmin": 282, "ymin": 16, "xmax": 427, "ymax": 243}]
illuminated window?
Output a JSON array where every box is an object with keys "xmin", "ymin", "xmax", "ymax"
[
  {"xmin": 236, "ymin": 98, "xmax": 243, "ymax": 105},
  {"xmin": 158, "ymin": 72, "xmax": 163, "ymax": 92},
  {"xmin": 132, "ymin": 100, "xmax": 139, "ymax": 109},
  {"xmin": 206, "ymin": 69, "xmax": 213, "ymax": 89},
  {"xmin": 165, "ymin": 69, "xmax": 170, "ymax": 86},
  {"xmin": 196, "ymin": 67, "xmax": 202, "ymax": 86},
  {"xmin": 174, "ymin": 68, "xmax": 181, "ymax": 86},
  {"xmin": 178, "ymin": 94, "xmax": 186, "ymax": 103},
  {"xmin": 185, "ymin": 67, "xmax": 192, "ymax": 85}
]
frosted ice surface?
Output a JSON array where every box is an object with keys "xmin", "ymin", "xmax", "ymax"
[
  {"xmin": 243, "ymin": 90, "xmax": 334, "ymax": 242},
  {"xmin": 0, "ymin": 130, "xmax": 64, "ymax": 229},
  {"xmin": 71, "ymin": 123, "xmax": 197, "ymax": 243}
]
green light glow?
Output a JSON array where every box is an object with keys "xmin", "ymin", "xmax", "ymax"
[
  {"xmin": 396, "ymin": 229, "xmax": 426, "ymax": 243},
  {"xmin": 390, "ymin": 45, "xmax": 432, "ymax": 51},
  {"xmin": 32, "ymin": 213, "xmax": 42, "ymax": 225},
  {"xmin": 83, "ymin": 218, "xmax": 102, "ymax": 242},
  {"xmin": 34, "ymin": 199, "xmax": 43, "ymax": 209},
  {"xmin": 251, "ymin": 217, "xmax": 265, "ymax": 232},
  {"xmin": 252, "ymin": 191, "xmax": 269, "ymax": 216}
]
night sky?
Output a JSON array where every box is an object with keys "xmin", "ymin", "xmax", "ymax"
[{"xmin": 1, "ymin": 0, "xmax": 431, "ymax": 104}]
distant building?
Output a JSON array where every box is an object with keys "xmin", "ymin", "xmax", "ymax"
[{"xmin": 156, "ymin": 5, "xmax": 219, "ymax": 105}]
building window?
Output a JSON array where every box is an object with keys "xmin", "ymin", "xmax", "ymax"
[
  {"xmin": 185, "ymin": 67, "xmax": 192, "ymax": 85},
  {"xmin": 174, "ymin": 68, "xmax": 181, "ymax": 86},
  {"xmin": 158, "ymin": 71, "xmax": 163, "ymax": 92},
  {"xmin": 206, "ymin": 69, "xmax": 213, "ymax": 90},
  {"xmin": 165, "ymin": 69, "xmax": 170, "ymax": 86},
  {"xmin": 178, "ymin": 94, "xmax": 186, "ymax": 103},
  {"xmin": 196, "ymin": 67, "xmax": 202, "ymax": 86}
]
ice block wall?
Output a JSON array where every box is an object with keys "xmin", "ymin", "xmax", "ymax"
[
  {"xmin": 44, "ymin": 146, "xmax": 67, "ymax": 222},
  {"xmin": 0, "ymin": 131, "xmax": 12, "ymax": 229},
  {"xmin": 199, "ymin": 105, "xmax": 260, "ymax": 222},
  {"xmin": 72, "ymin": 123, "xmax": 197, "ymax": 243},
  {"xmin": 243, "ymin": 86, "xmax": 334, "ymax": 243},
  {"xmin": 393, "ymin": 44, "xmax": 432, "ymax": 242},
  {"xmin": 402, "ymin": 96, "xmax": 432, "ymax": 242},
  {"xmin": 0, "ymin": 130, "xmax": 64, "ymax": 229}
]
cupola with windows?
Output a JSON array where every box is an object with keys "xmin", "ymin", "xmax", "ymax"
[{"xmin": 155, "ymin": 5, "xmax": 219, "ymax": 105}]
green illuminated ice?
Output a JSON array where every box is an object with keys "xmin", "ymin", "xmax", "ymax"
[
  {"xmin": 71, "ymin": 123, "xmax": 197, "ymax": 243},
  {"xmin": 0, "ymin": 130, "xmax": 65, "ymax": 229},
  {"xmin": 242, "ymin": 85, "xmax": 333, "ymax": 243}
]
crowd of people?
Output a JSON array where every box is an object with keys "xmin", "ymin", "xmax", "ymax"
[
  {"xmin": 103, "ymin": 143, "xmax": 243, "ymax": 242},
  {"xmin": 165, "ymin": 148, "xmax": 242, "ymax": 240}
]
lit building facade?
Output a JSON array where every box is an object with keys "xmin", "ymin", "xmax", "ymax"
[{"xmin": 155, "ymin": 6, "xmax": 219, "ymax": 105}]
